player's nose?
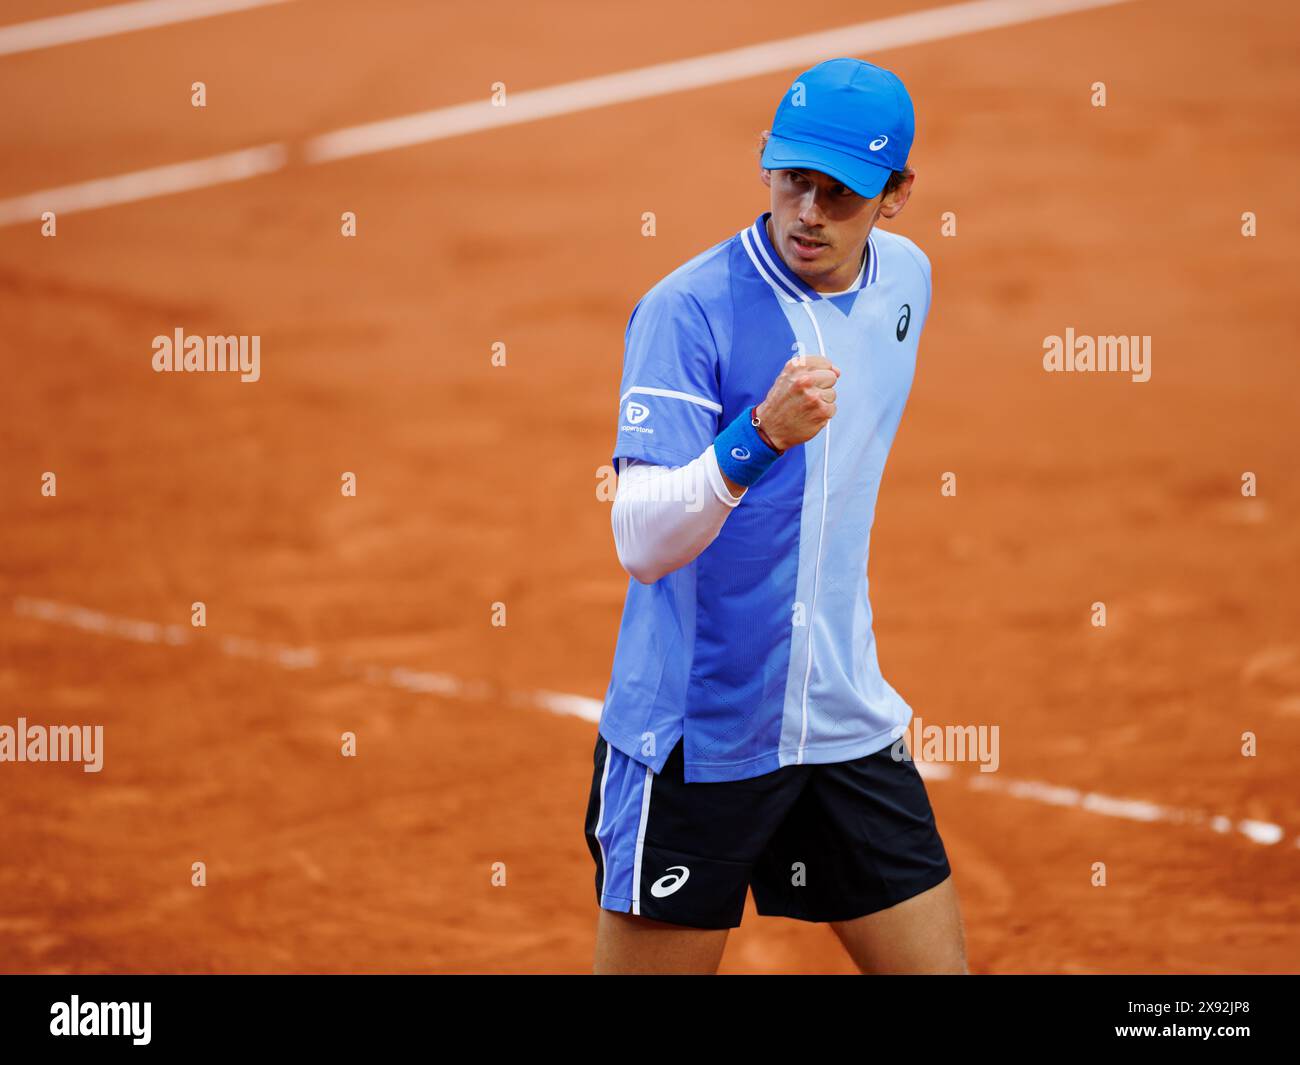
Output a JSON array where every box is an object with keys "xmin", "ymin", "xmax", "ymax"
[{"xmin": 798, "ymin": 191, "xmax": 827, "ymax": 226}]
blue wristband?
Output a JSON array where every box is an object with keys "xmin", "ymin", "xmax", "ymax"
[{"xmin": 713, "ymin": 406, "xmax": 782, "ymax": 487}]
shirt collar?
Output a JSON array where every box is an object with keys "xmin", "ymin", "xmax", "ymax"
[
  {"xmin": 819, "ymin": 247, "xmax": 868, "ymax": 296},
  {"xmin": 741, "ymin": 212, "xmax": 879, "ymax": 303}
]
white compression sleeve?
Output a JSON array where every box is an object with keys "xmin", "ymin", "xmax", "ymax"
[{"xmin": 611, "ymin": 445, "xmax": 744, "ymax": 584}]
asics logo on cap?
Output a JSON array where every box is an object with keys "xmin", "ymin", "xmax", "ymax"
[
  {"xmin": 624, "ymin": 400, "xmax": 650, "ymax": 424},
  {"xmin": 730, "ymin": 446, "xmax": 751, "ymax": 461},
  {"xmin": 762, "ymin": 60, "xmax": 914, "ymax": 198},
  {"xmin": 650, "ymin": 865, "xmax": 691, "ymax": 897}
]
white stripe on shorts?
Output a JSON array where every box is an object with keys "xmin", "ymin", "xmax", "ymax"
[
  {"xmin": 593, "ymin": 739, "xmax": 614, "ymax": 900},
  {"xmin": 630, "ymin": 764, "xmax": 655, "ymax": 915}
]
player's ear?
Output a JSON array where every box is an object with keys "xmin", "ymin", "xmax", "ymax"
[
  {"xmin": 877, "ymin": 170, "xmax": 914, "ymax": 219},
  {"xmin": 757, "ymin": 130, "xmax": 773, "ymax": 187}
]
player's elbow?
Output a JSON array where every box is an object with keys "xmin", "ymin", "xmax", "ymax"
[
  {"xmin": 614, "ymin": 532, "xmax": 667, "ymax": 585},
  {"xmin": 611, "ymin": 498, "xmax": 668, "ymax": 585},
  {"xmin": 624, "ymin": 559, "xmax": 664, "ymax": 585}
]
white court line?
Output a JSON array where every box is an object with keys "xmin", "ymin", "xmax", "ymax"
[
  {"xmin": 968, "ymin": 775, "xmax": 1289, "ymax": 845},
  {"xmin": 0, "ymin": 0, "xmax": 1138, "ymax": 226},
  {"xmin": 12, "ymin": 594, "xmax": 1296, "ymax": 851},
  {"xmin": 0, "ymin": 0, "xmax": 295, "ymax": 57},
  {"xmin": 0, "ymin": 145, "xmax": 287, "ymax": 226},
  {"xmin": 12, "ymin": 595, "xmax": 602, "ymax": 722},
  {"xmin": 305, "ymin": 0, "xmax": 1136, "ymax": 163}
]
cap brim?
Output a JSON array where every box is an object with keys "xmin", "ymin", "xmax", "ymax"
[{"xmin": 760, "ymin": 135, "xmax": 891, "ymax": 198}]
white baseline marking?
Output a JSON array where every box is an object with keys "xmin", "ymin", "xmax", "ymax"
[
  {"xmin": 0, "ymin": 145, "xmax": 287, "ymax": 227},
  {"xmin": 0, "ymin": 0, "xmax": 1137, "ymax": 225},
  {"xmin": 967, "ymin": 775, "xmax": 1288, "ymax": 845},
  {"xmin": 0, "ymin": 0, "xmax": 295, "ymax": 57},
  {"xmin": 12, "ymin": 594, "xmax": 1295, "ymax": 851},
  {"xmin": 12, "ymin": 595, "xmax": 603, "ymax": 722},
  {"xmin": 306, "ymin": 0, "xmax": 1135, "ymax": 163}
]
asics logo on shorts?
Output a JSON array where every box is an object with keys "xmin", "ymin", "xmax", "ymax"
[
  {"xmin": 650, "ymin": 865, "xmax": 691, "ymax": 897},
  {"xmin": 730, "ymin": 446, "xmax": 751, "ymax": 462}
]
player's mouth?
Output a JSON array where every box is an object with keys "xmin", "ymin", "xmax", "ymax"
[{"xmin": 789, "ymin": 233, "xmax": 830, "ymax": 261}]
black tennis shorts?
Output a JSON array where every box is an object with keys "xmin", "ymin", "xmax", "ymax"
[{"xmin": 584, "ymin": 733, "xmax": 952, "ymax": 930}]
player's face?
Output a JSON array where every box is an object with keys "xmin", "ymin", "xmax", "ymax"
[{"xmin": 762, "ymin": 167, "xmax": 881, "ymax": 292}]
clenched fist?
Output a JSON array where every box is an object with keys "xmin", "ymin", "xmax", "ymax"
[{"xmin": 753, "ymin": 353, "xmax": 840, "ymax": 452}]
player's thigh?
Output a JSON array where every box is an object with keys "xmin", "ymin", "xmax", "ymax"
[
  {"xmin": 593, "ymin": 909, "xmax": 729, "ymax": 975},
  {"xmin": 830, "ymin": 873, "xmax": 968, "ymax": 974}
]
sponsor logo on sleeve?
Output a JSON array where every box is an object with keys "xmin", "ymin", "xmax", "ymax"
[{"xmin": 620, "ymin": 399, "xmax": 654, "ymax": 434}]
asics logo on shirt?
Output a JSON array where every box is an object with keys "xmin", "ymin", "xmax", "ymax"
[
  {"xmin": 730, "ymin": 446, "xmax": 751, "ymax": 461},
  {"xmin": 650, "ymin": 865, "xmax": 691, "ymax": 897},
  {"xmin": 896, "ymin": 304, "xmax": 911, "ymax": 342},
  {"xmin": 869, "ymin": 135, "xmax": 889, "ymax": 150},
  {"xmin": 625, "ymin": 400, "xmax": 651, "ymax": 424}
]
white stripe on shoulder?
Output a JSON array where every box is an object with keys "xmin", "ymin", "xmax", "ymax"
[
  {"xmin": 741, "ymin": 225, "xmax": 803, "ymax": 303},
  {"xmin": 620, "ymin": 385, "xmax": 722, "ymax": 413}
]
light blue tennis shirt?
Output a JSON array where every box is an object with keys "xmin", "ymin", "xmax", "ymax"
[{"xmin": 600, "ymin": 211, "xmax": 932, "ymax": 783}]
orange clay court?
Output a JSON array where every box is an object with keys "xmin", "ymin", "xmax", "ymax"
[{"xmin": 0, "ymin": 0, "xmax": 1297, "ymax": 973}]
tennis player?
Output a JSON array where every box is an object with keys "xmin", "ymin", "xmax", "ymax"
[{"xmin": 585, "ymin": 58, "xmax": 968, "ymax": 975}]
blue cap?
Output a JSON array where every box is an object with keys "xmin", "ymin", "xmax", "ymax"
[{"xmin": 760, "ymin": 58, "xmax": 914, "ymax": 199}]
